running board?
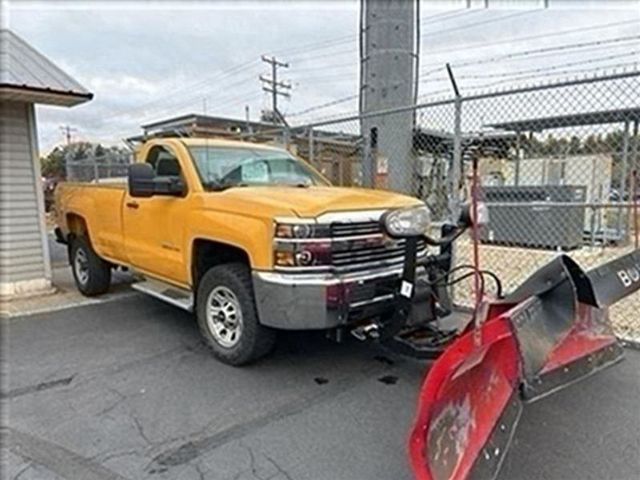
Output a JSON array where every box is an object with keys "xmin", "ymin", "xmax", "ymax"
[{"xmin": 132, "ymin": 278, "xmax": 194, "ymax": 311}]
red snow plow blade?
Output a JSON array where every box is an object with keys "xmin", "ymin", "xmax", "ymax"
[{"xmin": 409, "ymin": 250, "xmax": 639, "ymax": 480}]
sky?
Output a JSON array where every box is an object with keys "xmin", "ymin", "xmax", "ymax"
[{"xmin": 4, "ymin": 0, "xmax": 640, "ymax": 153}]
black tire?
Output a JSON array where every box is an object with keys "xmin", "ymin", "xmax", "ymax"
[
  {"xmin": 70, "ymin": 236, "xmax": 111, "ymax": 296},
  {"xmin": 196, "ymin": 263, "xmax": 276, "ymax": 366}
]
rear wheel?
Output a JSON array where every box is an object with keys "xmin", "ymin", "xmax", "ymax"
[
  {"xmin": 196, "ymin": 263, "xmax": 276, "ymax": 366},
  {"xmin": 70, "ymin": 236, "xmax": 111, "ymax": 296}
]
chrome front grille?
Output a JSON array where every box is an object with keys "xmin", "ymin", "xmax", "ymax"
[
  {"xmin": 330, "ymin": 221, "xmax": 426, "ymax": 270},
  {"xmin": 331, "ymin": 221, "xmax": 382, "ymax": 238}
]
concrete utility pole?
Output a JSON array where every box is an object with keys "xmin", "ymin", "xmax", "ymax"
[
  {"xmin": 260, "ymin": 55, "xmax": 291, "ymax": 124},
  {"xmin": 360, "ymin": 0, "xmax": 418, "ymax": 193}
]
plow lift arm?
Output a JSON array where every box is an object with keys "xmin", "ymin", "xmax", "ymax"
[{"xmin": 369, "ymin": 204, "xmax": 640, "ymax": 480}]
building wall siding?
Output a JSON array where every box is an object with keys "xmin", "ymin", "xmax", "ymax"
[{"xmin": 0, "ymin": 101, "xmax": 50, "ymax": 286}]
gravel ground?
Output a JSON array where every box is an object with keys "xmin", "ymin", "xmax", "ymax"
[{"xmin": 453, "ymin": 239, "xmax": 640, "ymax": 342}]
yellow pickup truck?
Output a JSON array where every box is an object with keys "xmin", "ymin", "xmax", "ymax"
[{"xmin": 55, "ymin": 137, "xmax": 427, "ymax": 365}]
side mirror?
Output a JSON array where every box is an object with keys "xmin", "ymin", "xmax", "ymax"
[
  {"xmin": 128, "ymin": 163, "xmax": 155, "ymax": 198},
  {"xmin": 128, "ymin": 163, "xmax": 185, "ymax": 198}
]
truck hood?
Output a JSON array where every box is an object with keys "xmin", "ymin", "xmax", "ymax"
[{"xmin": 214, "ymin": 186, "xmax": 421, "ymax": 218}]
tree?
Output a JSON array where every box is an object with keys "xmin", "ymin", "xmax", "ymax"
[{"xmin": 41, "ymin": 145, "xmax": 66, "ymax": 178}]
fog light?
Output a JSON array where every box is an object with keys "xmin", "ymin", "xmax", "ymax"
[
  {"xmin": 295, "ymin": 250, "xmax": 313, "ymax": 266},
  {"xmin": 275, "ymin": 251, "xmax": 295, "ymax": 266}
]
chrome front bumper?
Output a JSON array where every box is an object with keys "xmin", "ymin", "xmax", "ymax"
[{"xmin": 252, "ymin": 266, "xmax": 411, "ymax": 330}]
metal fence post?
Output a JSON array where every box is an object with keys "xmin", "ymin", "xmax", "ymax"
[
  {"xmin": 362, "ymin": 127, "xmax": 373, "ymax": 188},
  {"xmin": 308, "ymin": 127, "xmax": 314, "ymax": 166},
  {"xmin": 449, "ymin": 96, "xmax": 463, "ymax": 223},
  {"xmin": 514, "ymin": 129, "xmax": 521, "ymax": 186},
  {"xmin": 617, "ymin": 120, "xmax": 630, "ymax": 239},
  {"xmin": 447, "ymin": 96, "xmax": 463, "ymax": 306}
]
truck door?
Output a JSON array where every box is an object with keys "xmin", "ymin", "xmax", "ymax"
[{"xmin": 122, "ymin": 145, "xmax": 190, "ymax": 284}]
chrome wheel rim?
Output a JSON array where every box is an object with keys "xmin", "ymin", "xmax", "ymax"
[
  {"xmin": 206, "ymin": 286, "xmax": 243, "ymax": 348},
  {"xmin": 74, "ymin": 248, "xmax": 89, "ymax": 285}
]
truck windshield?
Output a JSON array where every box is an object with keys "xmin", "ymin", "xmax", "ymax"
[{"xmin": 188, "ymin": 146, "xmax": 328, "ymax": 190}]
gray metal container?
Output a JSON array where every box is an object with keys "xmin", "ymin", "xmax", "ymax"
[{"xmin": 480, "ymin": 185, "xmax": 587, "ymax": 250}]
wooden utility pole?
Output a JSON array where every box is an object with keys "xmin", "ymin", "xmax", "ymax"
[
  {"xmin": 59, "ymin": 125, "xmax": 78, "ymax": 145},
  {"xmin": 260, "ymin": 55, "xmax": 291, "ymax": 123}
]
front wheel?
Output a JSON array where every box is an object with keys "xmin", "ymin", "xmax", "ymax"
[
  {"xmin": 196, "ymin": 263, "xmax": 276, "ymax": 366},
  {"xmin": 70, "ymin": 236, "xmax": 111, "ymax": 296}
]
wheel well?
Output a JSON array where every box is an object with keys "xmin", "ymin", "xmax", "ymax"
[
  {"xmin": 192, "ymin": 239, "xmax": 250, "ymax": 288},
  {"xmin": 66, "ymin": 213, "xmax": 88, "ymax": 239},
  {"xmin": 65, "ymin": 214, "xmax": 90, "ymax": 263}
]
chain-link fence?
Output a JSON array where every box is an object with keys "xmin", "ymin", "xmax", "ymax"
[
  {"xmin": 65, "ymin": 152, "xmax": 132, "ymax": 182},
  {"xmin": 236, "ymin": 70, "xmax": 639, "ymax": 341}
]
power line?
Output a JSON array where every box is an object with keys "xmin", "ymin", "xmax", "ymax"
[
  {"xmin": 107, "ymin": 90, "xmax": 265, "ymax": 140},
  {"xmin": 99, "ymin": 78, "xmax": 261, "ymax": 131},
  {"xmin": 419, "ymin": 9, "xmax": 480, "ymax": 27},
  {"xmin": 289, "ymin": 17, "xmax": 638, "ymax": 77},
  {"xmin": 420, "ymin": 35, "xmax": 640, "ymax": 73},
  {"xmin": 460, "ymin": 61, "xmax": 639, "ymax": 91},
  {"xmin": 419, "ymin": 34, "xmax": 640, "ymax": 78},
  {"xmin": 98, "ymin": 60, "xmax": 260, "ymax": 123},
  {"xmin": 421, "ymin": 9, "xmax": 538, "ymax": 39},
  {"xmin": 416, "ymin": 88, "xmax": 456, "ymax": 101},
  {"xmin": 453, "ymin": 33, "xmax": 640, "ymax": 69},
  {"xmin": 287, "ymin": 94, "xmax": 359, "ymax": 118},
  {"xmin": 457, "ymin": 49, "xmax": 640, "ymax": 80},
  {"xmin": 100, "ymin": 75, "xmax": 259, "ymax": 127},
  {"xmin": 296, "ymin": 33, "xmax": 639, "ymax": 82},
  {"xmin": 285, "ymin": 10, "xmax": 524, "ymax": 66},
  {"xmin": 276, "ymin": 34, "xmax": 357, "ymax": 58},
  {"xmin": 424, "ymin": 18, "xmax": 640, "ymax": 54},
  {"xmin": 291, "ymin": 60, "xmax": 358, "ymax": 73}
]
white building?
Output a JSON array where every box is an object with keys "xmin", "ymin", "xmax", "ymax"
[
  {"xmin": 0, "ymin": 29, "xmax": 92, "ymax": 298},
  {"xmin": 504, "ymin": 154, "xmax": 613, "ymax": 203}
]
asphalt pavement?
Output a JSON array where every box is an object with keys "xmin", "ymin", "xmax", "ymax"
[{"xmin": 1, "ymin": 291, "xmax": 639, "ymax": 480}]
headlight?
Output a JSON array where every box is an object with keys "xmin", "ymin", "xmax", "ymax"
[
  {"xmin": 273, "ymin": 241, "xmax": 332, "ymax": 268},
  {"xmin": 381, "ymin": 205, "xmax": 431, "ymax": 238},
  {"xmin": 274, "ymin": 221, "xmax": 332, "ymax": 268},
  {"xmin": 274, "ymin": 222, "xmax": 330, "ymax": 239}
]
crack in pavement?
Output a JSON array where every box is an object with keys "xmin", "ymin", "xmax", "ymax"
[
  {"xmin": 231, "ymin": 443, "xmax": 294, "ymax": 480},
  {"xmin": 2, "ymin": 426, "xmax": 131, "ymax": 480},
  {"xmin": 130, "ymin": 412, "xmax": 153, "ymax": 446},
  {"xmin": 12, "ymin": 461, "xmax": 32, "ymax": 480},
  {"xmin": 94, "ymin": 449, "xmax": 141, "ymax": 464},
  {"xmin": 146, "ymin": 361, "xmax": 395, "ymax": 474},
  {"xmin": 193, "ymin": 463, "xmax": 206, "ymax": 480},
  {"xmin": 0, "ymin": 376, "xmax": 75, "ymax": 400},
  {"xmin": 263, "ymin": 453, "xmax": 294, "ymax": 480},
  {"xmin": 96, "ymin": 388, "xmax": 128, "ymax": 418}
]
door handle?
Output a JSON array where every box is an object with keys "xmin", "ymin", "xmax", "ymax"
[{"xmin": 126, "ymin": 201, "xmax": 139, "ymax": 209}]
